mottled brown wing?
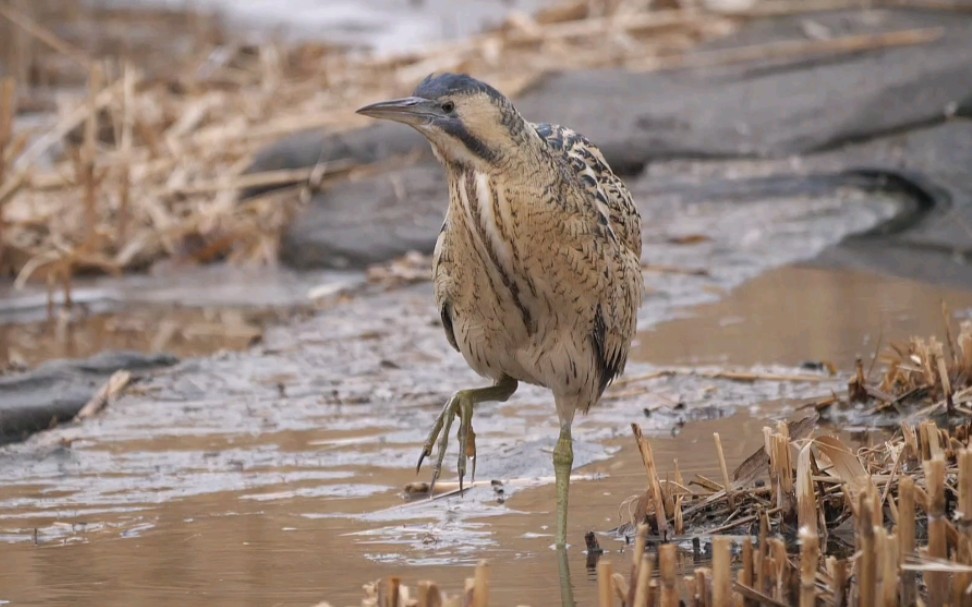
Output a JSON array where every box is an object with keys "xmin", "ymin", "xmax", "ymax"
[
  {"xmin": 532, "ymin": 122, "xmax": 644, "ymax": 395},
  {"xmin": 532, "ymin": 123, "xmax": 643, "ymax": 259}
]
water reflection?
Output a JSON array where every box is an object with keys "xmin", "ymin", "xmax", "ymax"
[{"xmin": 639, "ymin": 265, "xmax": 972, "ymax": 369}]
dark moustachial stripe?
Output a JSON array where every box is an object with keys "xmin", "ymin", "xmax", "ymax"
[{"xmin": 442, "ymin": 121, "xmax": 498, "ymax": 164}]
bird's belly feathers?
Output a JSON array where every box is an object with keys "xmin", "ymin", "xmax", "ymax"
[
  {"xmin": 434, "ymin": 170, "xmax": 601, "ymax": 395},
  {"xmin": 443, "ymin": 271, "xmax": 598, "ymax": 394}
]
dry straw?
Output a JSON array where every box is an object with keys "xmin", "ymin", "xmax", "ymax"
[{"xmin": 0, "ymin": 0, "xmax": 951, "ymax": 304}]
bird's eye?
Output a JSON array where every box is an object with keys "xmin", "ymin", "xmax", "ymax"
[{"xmin": 441, "ymin": 101, "xmax": 455, "ymax": 114}]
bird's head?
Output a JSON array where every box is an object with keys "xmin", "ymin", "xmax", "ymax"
[{"xmin": 356, "ymin": 73, "xmax": 526, "ymax": 170}]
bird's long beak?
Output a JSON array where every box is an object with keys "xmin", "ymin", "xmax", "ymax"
[{"xmin": 355, "ymin": 96, "xmax": 441, "ymax": 126}]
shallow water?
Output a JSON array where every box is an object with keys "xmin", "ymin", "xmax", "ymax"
[
  {"xmin": 1, "ymin": 264, "xmax": 969, "ymax": 606},
  {"xmin": 0, "ymin": 265, "xmax": 357, "ymax": 370},
  {"xmin": 0, "ymin": 410, "xmax": 768, "ymax": 607},
  {"xmin": 641, "ymin": 263, "xmax": 972, "ymax": 369}
]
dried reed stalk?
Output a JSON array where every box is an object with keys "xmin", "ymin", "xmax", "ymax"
[
  {"xmin": 694, "ymin": 568, "xmax": 708, "ymax": 607},
  {"xmin": 857, "ymin": 491, "xmax": 877, "ymax": 607},
  {"xmin": 880, "ymin": 530, "xmax": 899, "ymax": 607},
  {"xmin": 829, "ymin": 556, "xmax": 848, "ymax": 607},
  {"xmin": 956, "ymin": 449, "xmax": 972, "ymax": 606},
  {"xmin": 769, "ymin": 538, "xmax": 787, "ymax": 603},
  {"xmin": 773, "ymin": 428, "xmax": 793, "ymax": 516},
  {"xmin": 598, "ymin": 560, "xmax": 614, "ymax": 607},
  {"xmin": 712, "ymin": 536, "xmax": 731, "ymax": 606},
  {"xmin": 612, "ymin": 572, "xmax": 629, "ymax": 605},
  {"xmin": 897, "ymin": 475, "xmax": 917, "ymax": 606},
  {"xmin": 659, "ymin": 544, "xmax": 678, "ymax": 607},
  {"xmin": 116, "ymin": 62, "xmax": 136, "ymax": 243},
  {"xmin": 713, "ymin": 433, "xmax": 734, "ymax": 508},
  {"xmin": 80, "ymin": 64, "xmax": 103, "ymax": 255},
  {"xmin": 756, "ymin": 512, "xmax": 769, "ymax": 595},
  {"xmin": 628, "ymin": 523, "xmax": 649, "ymax": 606},
  {"xmin": 633, "ymin": 423, "xmax": 670, "ymax": 537},
  {"xmin": 633, "ymin": 554, "xmax": 653, "ymax": 607},
  {"xmin": 393, "ymin": 576, "xmax": 404, "ymax": 607},
  {"xmin": 926, "ymin": 456, "xmax": 949, "ymax": 606},
  {"xmin": 473, "ymin": 560, "xmax": 488, "ymax": 607},
  {"xmin": 796, "ymin": 442, "xmax": 817, "ymax": 536},
  {"xmin": 740, "ymin": 538, "xmax": 756, "ymax": 607},
  {"xmin": 416, "ymin": 581, "xmax": 441, "ymax": 607},
  {"xmin": 798, "ymin": 527, "xmax": 818, "ymax": 607}
]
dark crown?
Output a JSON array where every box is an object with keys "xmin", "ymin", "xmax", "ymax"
[{"xmin": 413, "ymin": 73, "xmax": 508, "ymax": 105}]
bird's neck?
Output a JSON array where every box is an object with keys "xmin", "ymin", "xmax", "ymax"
[{"xmin": 438, "ymin": 127, "xmax": 550, "ymax": 181}]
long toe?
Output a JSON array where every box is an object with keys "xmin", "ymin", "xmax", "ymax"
[
  {"xmin": 456, "ymin": 394, "xmax": 476, "ymax": 491},
  {"xmin": 418, "ymin": 393, "xmax": 459, "ymax": 475},
  {"xmin": 429, "ymin": 402, "xmax": 457, "ymax": 494},
  {"xmin": 466, "ymin": 426, "xmax": 477, "ymax": 483}
]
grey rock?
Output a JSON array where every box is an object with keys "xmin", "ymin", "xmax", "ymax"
[
  {"xmin": 624, "ymin": 119, "xmax": 972, "ymax": 287},
  {"xmin": 515, "ymin": 9, "xmax": 972, "ymax": 167},
  {"xmin": 257, "ymin": 7, "xmax": 972, "ymax": 270},
  {"xmin": 0, "ymin": 351, "xmax": 178, "ymax": 444},
  {"xmin": 242, "ymin": 125, "xmax": 428, "ymax": 198},
  {"xmin": 280, "ymin": 164, "xmax": 447, "ymax": 269},
  {"xmin": 806, "ymin": 122, "xmax": 972, "ymax": 286},
  {"xmin": 247, "ymin": 124, "xmax": 426, "ymax": 173}
]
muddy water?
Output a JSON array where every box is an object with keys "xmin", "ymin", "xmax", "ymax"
[
  {"xmin": 0, "ymin": 412, "xmax": 769, "ymax": 607},
  {"xmin": 1, "ymin": 264, "xmax": 969, "ymax": 606},
  {"xmin": 640, "ymin": 264, "xmax": 972, "ymax": 369},
  {"xmin": 0, "ymin": 306, "xmax": 268, "ymax": 370},
  {"xmin": 0, "ymin": 266, "xmax": 357, "ymax": 371}
]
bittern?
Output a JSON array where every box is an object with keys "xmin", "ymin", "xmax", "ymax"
[{"xmin": 357, "ymin": 74, "xmax": 643, "ymax": 546}]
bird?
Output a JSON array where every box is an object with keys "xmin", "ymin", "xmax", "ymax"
[{"xmin": 357, "ymin": 73, "xmax": 643, "ymax": 546}]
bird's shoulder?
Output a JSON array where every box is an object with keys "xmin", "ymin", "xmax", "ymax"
[{"xmin": 530, "ymin": 123, "xmax": 642, "ymax": 258}]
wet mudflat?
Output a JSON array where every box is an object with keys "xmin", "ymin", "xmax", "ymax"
[
  {"xmin": 1, "ymin": 262, "xmax": 970, "ymax": 606},
  {"xmin": 0, "ymin": 266, "xmax": 348, "ymax": 370}
]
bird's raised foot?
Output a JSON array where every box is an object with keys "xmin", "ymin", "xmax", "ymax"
[{"xmin": 415, "ymin": 390, "xmax": 478, "ymax": 494}]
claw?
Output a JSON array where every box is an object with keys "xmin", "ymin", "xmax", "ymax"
[
  {"xmin": 429, "ymin": 396, "xmax": 457, "ymax": 494},
  {"xmin": 416, "ymin": 395, "xmax": 455, "ymax": 474},
  {"xmin": 415, "ymin": 378, "xmax": 516, "ymax": 496}
]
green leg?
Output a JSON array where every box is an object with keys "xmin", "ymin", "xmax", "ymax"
[
  {"xmin": 556, "ymin": 545, "xmax": 575, "ymax": 607},
  {"xmin": 553, "ymin": 425, "xmax": 573, "ymax": 546},
  {"xmin": 417, "ymin": 375, "xmax": 517, "ymax": 492}
]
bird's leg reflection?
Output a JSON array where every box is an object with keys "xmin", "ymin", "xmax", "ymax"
[{"xmin": 557, "ymin": 546, "xmax": 576, "ymax": 607}]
